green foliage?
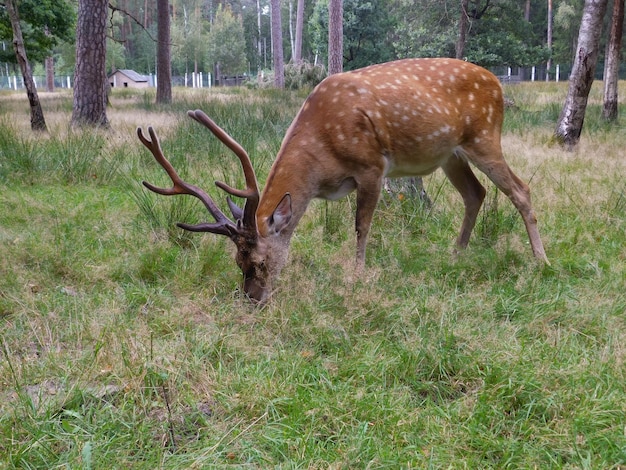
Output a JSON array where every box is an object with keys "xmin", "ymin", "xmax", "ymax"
[
  {"xmin": 310, "ymin": 0, "xmax": 396, "ymax": 70},
  {"xmin": 0, "ymin": 0, "xmax": 75, "ymax": 63},
  {"xmin": 207, "ymin": 5, "xmax": 247, "ymax": 76},
  {"xmin": 171, "ymin": 1, "xmax": 211, "ymax": 76},
  {"xmin": 284, "ymin": 60, "xmax": 327, "ymax": 89}
]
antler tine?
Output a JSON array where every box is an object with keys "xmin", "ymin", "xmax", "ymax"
[
  {"xmin": 137, "ymin": 126, "xmax": 237, "ymax": 237},
  {"xmin": 187, "ymin": 110, "xmax": 260, "ymax": 229}
]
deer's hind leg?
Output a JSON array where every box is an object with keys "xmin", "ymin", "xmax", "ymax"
[
  {"xmin": 465, "ymin": 145, "xmax": 549, "ymax": 264},
  {"xmin": 442, "ymin": 153, "xmax": 487, "ymax": 249}
]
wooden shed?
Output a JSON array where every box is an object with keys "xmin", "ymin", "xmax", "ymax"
[{"xmin": 109, "ymin": 69, "xmax": 150, "ymax": 89}]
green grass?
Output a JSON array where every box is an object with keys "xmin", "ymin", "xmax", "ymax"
[{"xmin": 1, "ymin": 83, "xmax": 625, "ymax": 468}]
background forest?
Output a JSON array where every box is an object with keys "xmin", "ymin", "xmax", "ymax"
[{"xmin": 1, "ymin": 0, "xmax": 622, "ymax": 85}]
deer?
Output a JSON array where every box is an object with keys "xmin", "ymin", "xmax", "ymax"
[{"xmin": 138, "ymin": 58, "xmax": 549, "ymax": 304}]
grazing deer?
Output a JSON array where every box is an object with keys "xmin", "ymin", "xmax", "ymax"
[{"xmin": 138, "ymin": 58, "xmax": 548, "ymax": 304}]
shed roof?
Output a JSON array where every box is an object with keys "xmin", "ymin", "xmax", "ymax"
[{"xmin": 110, "ymin": 69, "xmax": 149, "ymax": 82}]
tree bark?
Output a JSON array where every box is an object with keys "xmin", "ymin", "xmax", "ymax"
[
  {"xmin": 271, "ymin": 0, "xmax": 285, "ymax": 88},
  {"xmin": 294, "ymin": 0, "xmax": 304, "ymax": 64},
  {"xmin": 156, "ymin": 0, "xmax": 172, "ymax": 104},
  {"xmin": 554, "ymin": 0, "xmax": 608, "ymax": 149},
  {"xmin": 328, "ymin": 0, "xmax": 343, "ymax": 74},
  {"xmin": 602, "ymin": 0, "xmax": 624, "ymax": 122},
  {"xmin": 456, "ymin": 0, "xmax": 469, "ymax": 59},
  {"xmin": 45, "ymin": 56, "xmax": 55, "ymax": 92},
  {"xmin": 71, "ymin": 0, "xmax": 109, "ymax": 128},
  {"xmin": 6, "ymin": 0, "xmax": 47, "ymax": 132},
  {"xmin": 546, "ymin": 0, "xmax": 553, "ymax": 80}
]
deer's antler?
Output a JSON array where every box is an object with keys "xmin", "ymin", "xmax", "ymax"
[
  {"xmin": 138, "ymin": 126, "xmax": 239, "ymax": 238},
  {"xmin": 187, "ymin": 110, "xmax": 260, "ymax": 232}
]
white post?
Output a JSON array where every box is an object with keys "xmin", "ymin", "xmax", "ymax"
[
  {"xmin": 531, "ymin": 66, "xmax": 536, "ymax": 82},
  {"xmin": 199, "ymin": 72, "xmax": 203, "ymax": 88},
  {"xmin": 12, "ymin": 76, "xmax": 17, "ymax": 90},
  {"xmin": 556, "ymin": 64, "xmax": 560, "ymax": 82},
  {"xmin": 507, "ymin": 67, "xmax": 512, "ymax": 78},
  {"xmin": 67, "ymin": 76, "xmax": 71, "ymax": 88},
  {"xmin": 184, "ymin": 72, "xmax": 188, "ymax": 87},
  {"xmin": 208, "ymin": 72, "xmax": 212, "ymax": 88}
]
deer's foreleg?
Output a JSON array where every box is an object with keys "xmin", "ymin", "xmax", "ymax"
[{"xmin": 354, "ymin": 174, "xmax": 384, "ymax": 271}]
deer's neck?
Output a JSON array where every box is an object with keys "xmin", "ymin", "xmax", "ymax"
[{"xmin": 256, "ymin": 142, "xmax": 318, "ymax": 239}]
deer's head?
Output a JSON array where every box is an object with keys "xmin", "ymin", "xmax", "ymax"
[{"xmin": 138, "ymin": 110, "xmax": 291, "ymax": 304}]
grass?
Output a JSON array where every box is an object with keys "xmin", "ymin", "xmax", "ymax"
[{"xmin": 1, "ymin": 82, "xmax": 625, "ymax": 468}]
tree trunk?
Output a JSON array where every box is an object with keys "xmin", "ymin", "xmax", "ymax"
[
  {"xmin": 554, "ymin": 0, "xmax": 608, "ymax": 149},
  {"xmin": 602, "ymin": 0, "xmax": 624, "ymax": 122},
  {"xmin": 456, "ymin": 0, "xmax": 469, "ymax": 59},
  {"xmin": 45, "ymin": 56, "xmax": 55, "ymax": 92},
  {"xmin": 271, "ymin": 0, "xmax": 285, "ymax": 88},
  {"xmin": 328, "ymin": 0, "xmax": 343, "ymax": 74},
  {"xmin": 6, "ymin": 0, "xmax": 47, "ymax": 132},
  {"xmin": 546, "ymin": 0, "xmax": 553, "ymax": 81},
  {"xmin": 156, "ymin": 0, "xmax": 172, "ymax": 104},
  {"xmin": 71, "ymin": 0, "xmax": 109, "ymax": 128},
  {"xmin": 294, "ymin": 0, "xmax": 304, "ymax": 64}
]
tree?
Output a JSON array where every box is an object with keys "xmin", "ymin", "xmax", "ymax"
[
  {"xmin": 327, "ymin": 0, "xmax": 342, "ymax": 74},
  {"xmin": 293, "ymin": 0, "xmax": 304, "ymax": 63},
  {"xmin": 0, "ymin": 0, "xmax": 75, "ymax": 64},
  {"xmin": 554, "ymin": 0, "xmax": 608, "ymax": 149},
  {"xmin": 171, "ymin": 0, "xmax": 209, "ymax": 76},
  {"xmin": 270, "ymin": 0, "xmax": 284, "ymax": 86},
  {"xmin": 456, "ymin": 0, "xmax": 470, "ymax": 59},
  {"xmin": 71, "ymin": 0, "xmax": 109, "ymax": 127},
  {"xmin": 601, "ymin": 0, "xmax": 623, "ymax": 122},
  {"xmin": 207, "ymin": 5, "xmax": 247, "ymax": 82},
  {"xmin": 5, "ymin": 0, "xmax": 46, "ymax": 131},
  {"xmin": 156, "ymin": 0, "xmax": 172, "ymax": 104}
]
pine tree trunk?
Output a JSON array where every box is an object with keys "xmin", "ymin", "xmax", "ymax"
[
  {"xmin": 554, "ymin": 0, "xmax": 608, "ymax": 149},
  {"xmin": 602, "ymin": 0, "xmax": 624, "ymax": 122},
  {"xmin": 45, "ymin": 57, "xmax": 55, "ymax": 92},
  {"xmin": 328, "ymin": 0, "xmax": 343, "ymax": 75},
  {"xmin": 71, "ymin": 0, "xmax": 109, "ymax": 128},
  {"xmin": 156, "ymin": 0, "xmax": 172, "ymax": 104},
  {"xmin": 6, "ymin": 0, "xmax": 47, "ymax": 132},
  {"xmin": 456, "ymin": 0, "xmax": 469, "ymax": 59},
  {"xmin": 271, "ymin": 0, "xmax": 285, "ymax": 88}
]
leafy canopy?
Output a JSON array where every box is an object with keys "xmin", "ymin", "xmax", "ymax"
[{"xmin": 0, "ymin": 0, "xmax": 75, "ymax": 63}]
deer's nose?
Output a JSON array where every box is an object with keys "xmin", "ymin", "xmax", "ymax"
[{"xmin": 243, "ymin": 277, "xmax": 270, "ymax": 305}]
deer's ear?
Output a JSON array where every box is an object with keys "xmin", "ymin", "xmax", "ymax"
[{"xmin": 268, "ymin": 193, "xmax": 292, "ymax": 234}]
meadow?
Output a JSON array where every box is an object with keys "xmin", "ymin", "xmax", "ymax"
[{"xmin": 0, "ymin": 80, "xmax": 624, "ymax": 468}]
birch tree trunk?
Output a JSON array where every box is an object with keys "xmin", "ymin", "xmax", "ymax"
[
  {"xmin": 71, "ymin": 0, "xmax": 109, "ymax": 128},
  {"xmin": 6, "ymin": 0, "xmax": 47, "ymax": 131},
  {"xmin": 294, "ymin": 0, "xmax": 304, "ymax": 64},
  {"xmin": 554, "ymin": 0, "xmax": 608, "ymax": 149},
  {"xmin": 601, "ymin": 0, "xmax": 624, "ymax": 122}
]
